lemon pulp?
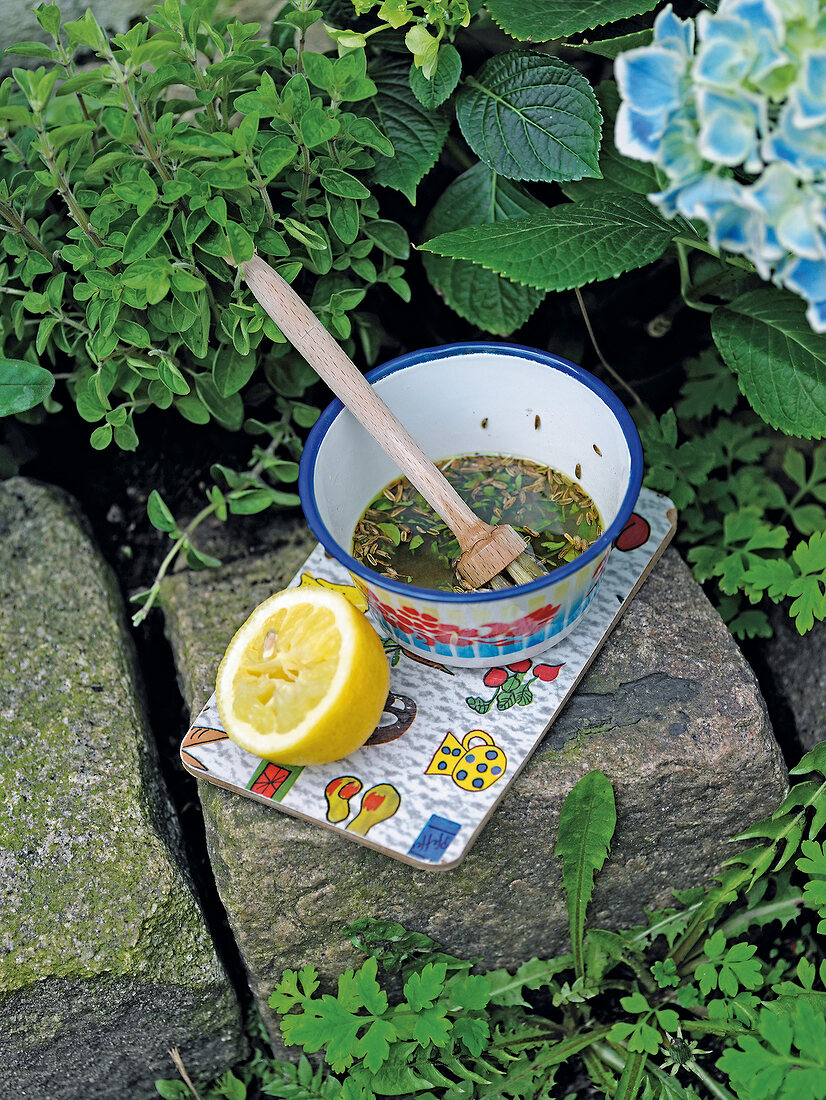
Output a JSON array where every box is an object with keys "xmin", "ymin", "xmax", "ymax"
[{"xmin": 216, "ymin": 588, "xmax": 390, "ymax": 766}]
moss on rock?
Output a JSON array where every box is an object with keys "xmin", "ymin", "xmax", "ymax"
[{"xmin": 0, "ymin": 478, "xmax": 245, "ymax": 1098}]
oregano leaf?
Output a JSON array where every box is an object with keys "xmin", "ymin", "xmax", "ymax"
[{"xmin": 0, "ymin": 359, "xmax": 55, "ymax": 416}]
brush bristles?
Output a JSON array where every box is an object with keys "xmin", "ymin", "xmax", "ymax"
[{"xmin": 506, "ymin": 549, "xmax": 547, "ymax": 586}]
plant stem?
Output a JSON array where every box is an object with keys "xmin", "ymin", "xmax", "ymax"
[
  {"xmin": 614, "ymin": 1048, "xmax": 648, "ymax": 1100},
  {"xmin": 677, "ymin": 241, "xmax": 717, "ymax": 314},
  {"xmin": 248, "ymin": 158, "xmax": 276, "ymax": 227},
  {"xmin": 673, "ymin": 235, "xmax": 755, "ymax": 273},
  {"xmin": 131, "ymin": 499, "xmax": 219, "ymax": 625},
  {"xmin": 131, "ymin": 436, "xmax": 281, "ymax": 626},
  {"xmin": 670, "ymin": 777, "xmax": 824, "ymax": 967},
  {"xmin": 573, "ymin": 286, "xmax": 646, "ymax": 411},
  {"xmin": 33, "ymin": 122, "xmax": 104, "ymax": 248},
  {"xmin": 299, "ymin": 140, "xmax": 312, "ymax": 207},
  {"xmin": 167, "ymin": 1048, "xmax": 204, "ymax": 1100},
  {"xmin": 0, "ymin": 201, "xmax": 58, "ymax": 267},
  {"xmin": 1, "ymin": 133, "xmax": 29, "ymax": 167},
  {"xmin": 692, "ymin": 1062, "xmax": 738, "ymax": 1100},
  {"xmin": 105, "ymin": 48, "xmax": 172, "ymax": 182},
  {"xmin": 55, "ymin": 38, "xmax": 99, "ymax": 152}
]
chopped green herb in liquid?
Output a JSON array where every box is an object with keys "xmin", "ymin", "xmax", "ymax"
[{"xmin": 352, "ymin": 454, "xmax": 603, "ymax": 591}]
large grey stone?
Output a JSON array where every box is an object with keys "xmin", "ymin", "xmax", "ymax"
[
  {"xmin": 760, "ymin": 604, "xmax": 826, "ymax": 754},
  {"xmin": 0, "ymin": 478, "xmax": 245, "ymax": 1100},
  {"xmin": 161, "ymin": 527, "xmax": 787, "ymax": 1054},
  {"xmin": 0, "ymin": 1, "xmax": 150, "ymax": 64}
]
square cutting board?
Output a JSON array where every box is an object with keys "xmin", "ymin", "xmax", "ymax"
[{"xmin": 181, "ymin": 487, "xmax": 676, "ymax": 869}]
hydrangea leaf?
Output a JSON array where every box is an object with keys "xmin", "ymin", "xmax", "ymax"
[
  {"xmin": 486, "ymin": 0, "xmax": 658, "ymax": 42},
  {"xmin": 420, "ymin": 194, "xmax": 677, "ymax": 291},
  {"xmin": 358, "ymin": 57, "xmax": 448, "ymax": 203},
  {"xmin": 712, "ymin": 290, "xmax": 826, "ymax": 439},
  {"xmin": 455, "ymin": 52, "xmax": 602, "ymax": 183},
  {"xmin": 562, "ymin": 81, "xmax": 665, "ymax": 201},
  {"xmin": 422, "ymin": 163, "xmax": 547, "ymax": 334},
  {"xmin": 569, "ymin": 29, "xmax": 654, "ymax": 60},
  {"xmin": 409, "ymin": 43, "xmax": 461, "ymax": 108}
]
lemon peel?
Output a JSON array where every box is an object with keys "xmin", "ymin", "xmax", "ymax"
[{"xmin": 216, "ymin": 587, "xmax": 389, "ymax": 766}]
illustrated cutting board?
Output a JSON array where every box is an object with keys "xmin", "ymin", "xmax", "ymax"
[{"xmin": 182, "ymin": 488, "xmax": 676, "ymax": 869}]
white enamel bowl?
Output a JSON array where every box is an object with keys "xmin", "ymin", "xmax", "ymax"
[{"xmin": 298, "ymin": 342, "xmax": 643, "ymax": 667}]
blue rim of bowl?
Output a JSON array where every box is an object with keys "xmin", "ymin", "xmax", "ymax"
[{"xmin": 298, "ymin": 341, "xmax": 644, "ymax": 603}]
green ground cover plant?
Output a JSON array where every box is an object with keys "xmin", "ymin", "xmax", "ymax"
[
  {"xmin": 156, "ymin": 743, "xmax": 826, "ymax": 1100},
  {"xmin": 0, "ymin": 0, "xmax": 825, "ymax": 636}
]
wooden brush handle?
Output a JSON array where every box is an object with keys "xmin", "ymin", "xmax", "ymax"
[{"xmin": 241, "ymin": 254, "xmax": 490, "ymax": 548}]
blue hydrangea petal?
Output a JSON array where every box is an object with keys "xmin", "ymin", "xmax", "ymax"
[
  {"xmin": 615, "ymin": 104, "xmax": 668, "ymax": 162},
  {"xmin": 806, "ymin": 298, "xmax": 826, "ymax": 334},
  {"xmin": 652, "ymin": 4, "xmax": 695, "ymax": 54},
  {"xmin": 776, "ymin": 206, "xmax": 825, "ymax": 259},
  {"xmin": 696, "ymin": 89, "xmax": 763, "ymax": 167},
  {"xmin": 791, "ymin": 52, "xmax": 826, "ymax": 128},
  {"xmin": 781, "ymin": 256, "xmax": 826, "ymax": 303},
  {"xmin": 742, "ymin": 161, "xmax": 799, "ymax": 216},
  {"xmin": 673, "ymin": 175, "xmax": 744, "ymax": 242},
  {"xmin": 694, "ymin": 37, "xmax": 751, "ymax": 87},
  {"xmin": 764, "ymin": 108, "xmax": 826, "ymax": 178},
  {"xmin": 648, "ymin": 180, "xmax": 692, "ymax": 218},
  {"xmin": 615, "ymin": 48, "xmax": 687, "ymax": 116},
  {"xmin": 659, "ymin": 111, "xmax": 704, "ymax": 182},
  {"xmin": 615, "ymin": 45, "xmax": 691, "ymax": 162},
  {"xmin": 724, "ymin": 0, "xmax": 784, "ymax": 39}
]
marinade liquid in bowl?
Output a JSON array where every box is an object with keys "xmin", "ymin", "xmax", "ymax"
[{"xmin": 352, "ymin": 453, "xmax": 603, "ymax": 592}]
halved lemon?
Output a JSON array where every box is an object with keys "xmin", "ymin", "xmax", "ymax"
[{"xmin": 215, "ymin": 587, "xmax": 390, "ymax": 766}]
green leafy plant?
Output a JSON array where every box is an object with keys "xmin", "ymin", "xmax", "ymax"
[
  {"xmin": 636, "ymin": 349, "xmax": 826, "ymax": 638},
  {"xmin": 155, "ymin": 743, "xmax": 826, "ymax": 1099},
  {"xmin": 0, "ymin": 0, "xmax": 410, "ymax": 617},
  {"xmin": 5, "ymin": 0, "xmax": 826, "ymax": 645}
]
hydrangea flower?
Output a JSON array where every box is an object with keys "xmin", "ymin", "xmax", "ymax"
[{"xmin": 615, "ymin": 0, "xmax": 826, "ymax": 332}]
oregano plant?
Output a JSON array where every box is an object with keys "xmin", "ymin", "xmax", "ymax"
[{"xmin": 0, "ymin": 0, "xmax": 415, "ymax": 618}]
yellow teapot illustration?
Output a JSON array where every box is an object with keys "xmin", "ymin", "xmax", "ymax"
[{"xmin": 425, "ymin": 729, "xmax": 507, "ymax": 792}]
